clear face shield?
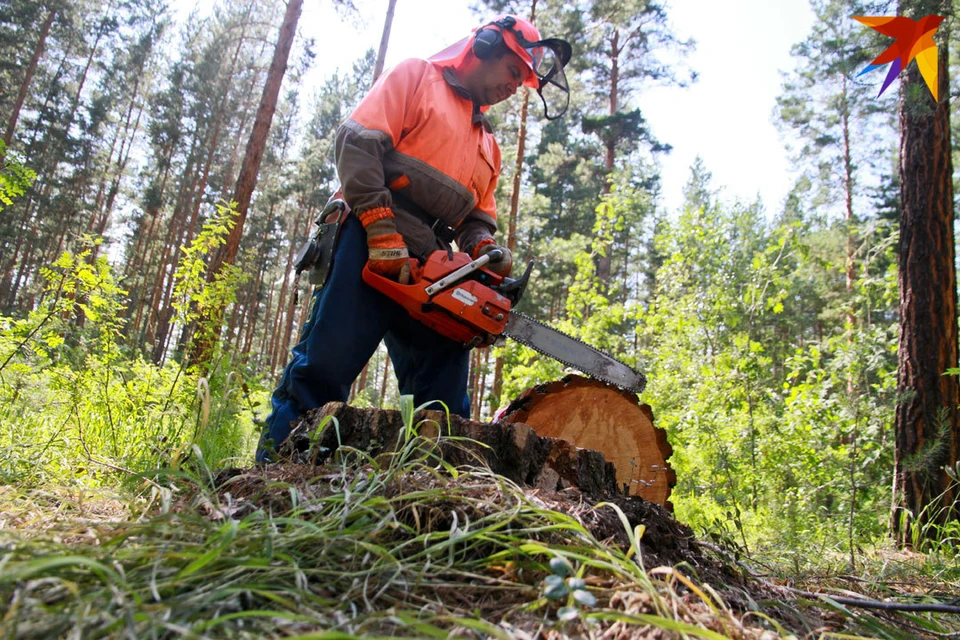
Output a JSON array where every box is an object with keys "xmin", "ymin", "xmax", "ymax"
[
  {"xmin": 524, "ymin": 38, "xmax": 572, "ymax": 120},
  {"xmin": 429, "ymin": 18, "xmax": 572, "ymax": 120}
]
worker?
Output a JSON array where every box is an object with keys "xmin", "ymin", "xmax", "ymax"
[{"xmin": 257, "ymin": 15, "xmax": 572, "ymax": 461}]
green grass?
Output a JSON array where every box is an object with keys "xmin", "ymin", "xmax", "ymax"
[
  {"xmin": 1, "ymin": 406, "xmax": 959, "ymax": 639},
  {"xmin": 0, "ymin": 425, "xmax": 766, "ymax": 639},
  {"xmin": 2, "ymin": 428, "xmax": 958, "ymax": 640}
]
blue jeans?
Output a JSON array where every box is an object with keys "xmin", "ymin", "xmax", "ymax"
[{"xmin": 257, "ymin": 215, "xmax": 471, "ymax": 462}]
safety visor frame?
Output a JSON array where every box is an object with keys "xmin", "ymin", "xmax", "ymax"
[{"xmin": 503, "ymin": 23, "xmax": 572, "ymax": 120}]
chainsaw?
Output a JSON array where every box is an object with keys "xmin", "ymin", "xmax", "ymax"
[{"xmin": 362, "ymin": 249, "xmax": 647, "ymax": 393}]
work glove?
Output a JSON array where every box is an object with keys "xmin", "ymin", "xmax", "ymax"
[
  {"xmin": 359, "ymin": 207, "xmax": 411, "ymax": 284},
  {"xmin": 473, "ymin": 238, "xmax": 513, "ymax": 276}
]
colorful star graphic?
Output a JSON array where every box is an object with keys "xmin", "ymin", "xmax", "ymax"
[{"xmin": 853, "ymin": 14, "xmax": 943, "ymax": 101}]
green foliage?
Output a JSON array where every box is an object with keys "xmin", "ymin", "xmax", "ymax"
[
  {"xmin": 171, "ymin": 200, "xmax": 247, "ymax": 357},
  {"xmin": 639, "ymin": 181, "xmax": 898, "ymax": 552},
  {"xmin": 581, "ymin": 109, "xmax": 672, "ymax": 156},
  {"xmin": 0, "ymin": 141, "xmax": 35, "ymax": 213},
  {"xmin": 0, "ymin": 0, "xmax": 946, "ymax": 609},
  {"xmin": 500, "ymin": 143, "xmax": 900, "ymax": 557},
  {"xmin": 0, "ymin": 233, "xmax": 257, "ymax": 488},
  {"xmin": 541, "ymin": 556, "xmax": 598, "ymax": 624},
  {"xmin": 775, "ymin": 0, "xmax": 896, "ymax": 221}
]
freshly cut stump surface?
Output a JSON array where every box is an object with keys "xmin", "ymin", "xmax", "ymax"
[{"xmin": 500, "ymin": 374, "xmax": 675, "ymax": 508}]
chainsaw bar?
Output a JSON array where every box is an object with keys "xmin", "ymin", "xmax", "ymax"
[{"xmin": 503, "ymin": 312, "xmax": 647, "ymax": 394}]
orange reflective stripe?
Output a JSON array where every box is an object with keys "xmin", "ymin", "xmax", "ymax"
[
  {"xmin": 358, "ymin": 207, "xmax": 394, "ymax": 227},
  {"xmin": 388, "ymin": 174, "xmax": 411, "ymax": 190},
  {"xmin": 471, "ymin": 237, "xmax": 496, "ymax": 259}
]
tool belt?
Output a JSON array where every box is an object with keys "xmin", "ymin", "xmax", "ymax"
[{"xmin": 294, "ymin": 196, "xmax": 348, "ymax": 288}]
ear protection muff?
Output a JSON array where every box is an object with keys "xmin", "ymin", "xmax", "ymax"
[
  {"xmin": 467, "ymin": 15, "xmax": 572, "ymax": 119},
  {"xmin": 471, "ymin": 17, "xmax": 515, "ymax": 59}
]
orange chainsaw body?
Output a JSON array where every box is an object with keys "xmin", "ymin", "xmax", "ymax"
[{"xmin": 362, "ymin": 251, "xmax": 513, "ymax": 346}]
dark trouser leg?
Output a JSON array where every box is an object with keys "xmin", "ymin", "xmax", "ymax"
[
  {"xmin": 258, "ymin": 216, "xmax": 390, "ymax": 461},
  {"xmin": 385, "ymin": 313, "xmax": 471, "ymax": 419}
]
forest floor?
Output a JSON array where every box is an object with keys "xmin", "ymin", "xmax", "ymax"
[{"xmin": 0, "ymin": 438, "xmax": 958, "ymax": 639}]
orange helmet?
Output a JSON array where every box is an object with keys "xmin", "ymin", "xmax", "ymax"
[
  {"xmin": 471, "ymin": 16, "xmax": 544, "ymax": 88},
  {"xmin": 430, "ymin": 15, "xmax": 573, "ymax": 119}
]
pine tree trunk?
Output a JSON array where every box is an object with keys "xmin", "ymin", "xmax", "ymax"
[
  {"xmin": 596, "ymin": 28, "xmax": 620, "ymax": 284},
  {"xmin": 240, "ymin": 260, "xmax": 265, "ymax": 356},
  {"xmin": 257, "ymin": 274, "xmax": 276, "ymax": 368},
  {"xmin": 476, "ymin": 348, "xmax": 490, "ymax": 420},
  {"xmin": 7, "ymin": 177, "xmax": 52, "ymax": 308},
  {"xmin": 840, "ymin": 73, "xmax": 857, "ymax": 330},
  {"xmin": 491, "ymin": 0, "xmax": 537, "ymax": 414},
  {"xmin": 274, "ymin": 282, "xmax": 301, "ymax": 372},
  {"xmin": 4, "ymin": 16, "xmax": 105, "ymax": 306},
  {"xmin": 469, "ymin": 350, "xmax": 481, "ymax": 419},
  {"xmin": 4, "ymin": 8, "xmax": 56, "ymax": 146},
  {"xmin": 95, "ymin": 93, "xmax": 145, "ymax": 245},
  {"xmin": 218, "ymin": 2, "xmax": 263, "ymax": 202},
  {"xmin": 355, "ymin": 362, "xmax": 370, "ymax": 401},
  {"xmin": 89, "ymin": 73, "xmax": 138, "ymax": 236},
  {"xmin": 40, "ymin": 14, "xmax": 107, "ymax": 190},
  {"xmin": 379, "ymin": 356, "xmax": 392, "ymax": 408},
  {"xmin": 186, "ymin": 4, "xmax": 256, "ymax": 247},
  {"xmin": 146, "ymin": 152, "xmax": 200, "ymax": 359},
  {"xmin": 129, "ymin": 210, "xmax": 160, "ymax": 338},
  {"xmin": 1, "ymin": 211, "xmax": 33, "ymax": 308},
  {"xmin": 372, "ymin": 0, "xmax": 398, "ymax": 84},
  {"xmin": 0, "ymin": 44, "xmax": 65, "ymax": 287},
  {"xmin": 892, "ymin": 3, "xmax": 959, "ymax": 543},
  {"xmin": 193, "ymin": 0, "xmax": 303, "ymax": 368},
  {"xmin": 269, "ymin": 205, "xmax": 310, "ymax": 372},
  {"xmin": 490, "ymin": 357, "xmax": 505, "ymax": 417},
  {"xmin": 7, "ymin": 236, "xmax": 36, "ymax": 307},
  {"xmin": 129, "ymin": 163, "xmax": 171, "ymax": 341}
]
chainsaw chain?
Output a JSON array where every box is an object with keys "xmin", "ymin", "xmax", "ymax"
[{"xmin": 506, "ymin": 312, "xmax": 647, "ymax": 394}]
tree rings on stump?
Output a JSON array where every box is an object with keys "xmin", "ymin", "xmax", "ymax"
[{"xmin": 499, "ymin": 374, "xmax": 675, "ymax": 509}]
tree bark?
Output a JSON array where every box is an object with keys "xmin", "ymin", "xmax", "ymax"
[
  {"xmin": 893, "ymin": 2, "xmax": 959, "ymax": 543},
  {"xmin": 94, "ymin": 86, "xmax": 146, "ymax": 250},
  {"xmin": 129, "ymin": 163, "xmax": 171, "ymax": 343},
  {"xmin": 596, "ymin": 28, "xmax": 620, "ymax": 284},
  {"xmin": 379, "ymin": 356, "xmax": 392, "ymax": 408},
  {"xmin": 4, "ymin": 8, "xmax": 56, "ymax": 146},
  {"xmin": 147, "ymin": 148, "xmax": 200, "ymax": 360},
  {"xmin": 240, "ymin": 257, "xmax": 266, "ymax": 355},
  {"xmin": 193, "ymin": 0, "xmax": 303, "ymax": 367},
  {"xmin": 227, "ymin": 402, "xmax": 703, "ymax": 572},
  {"xmin": 372, "ymin": 0, "xmax": 397, "ymax": 84},
  {"xmin": 491, "ymin": 0, "xmax": 537, "ymax": 414},
  {"xmin": 355, "ymin": 362, "xmax": 370, "ymax": 401},
  {"xmin": 269, "ymin": 204, "xmax": 310, "ymax": 372},
  {"xmin": 4, "ymin": 10, "xmax": 107, "ymax": 307}
]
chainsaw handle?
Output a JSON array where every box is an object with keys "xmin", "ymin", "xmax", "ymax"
[
  {"xmin": 423, "ymin": 251, "xmax": 497, "ymax": 297},
  {"xmin": 362, "ymin": 251, "xmax": 511, "ymax": 346}
]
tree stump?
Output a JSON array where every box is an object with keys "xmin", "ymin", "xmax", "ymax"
[
  {"xmin": 278, "ymin": 402, "xmax": 626, "ymax": 497},
  {"xmin": 499, "ymin": 375, "xmax": 675, "ymax": 509}
]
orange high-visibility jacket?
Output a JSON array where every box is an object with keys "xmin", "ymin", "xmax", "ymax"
[{"xmin": 335, "ymin": 58, "xmax": 500, "ymax": 259}]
